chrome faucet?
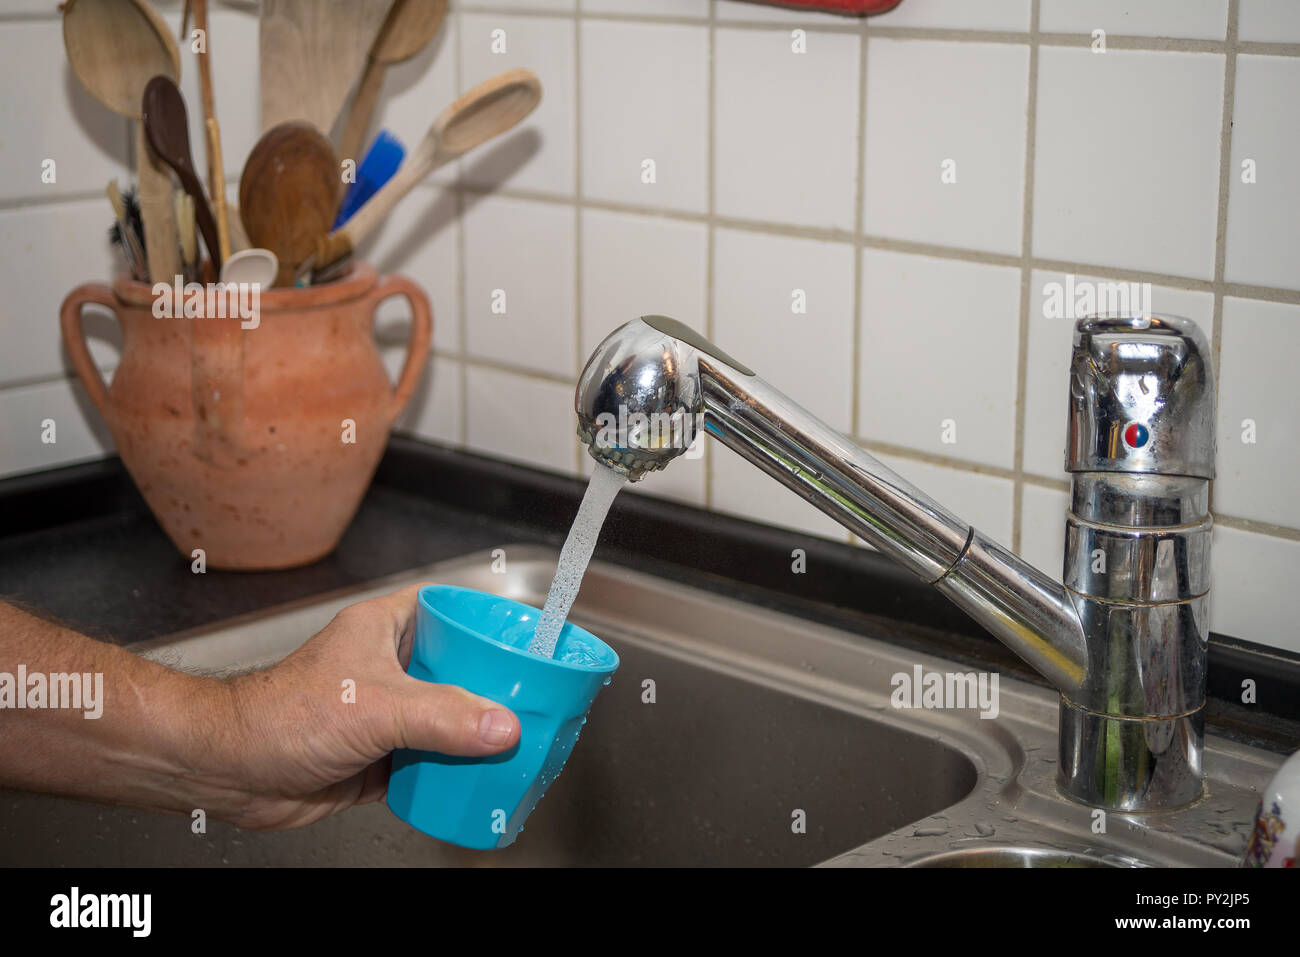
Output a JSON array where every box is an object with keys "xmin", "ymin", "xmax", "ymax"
[{"xmin": 575, "ymin": 314, "xmax": 1215, "ymax": 812}]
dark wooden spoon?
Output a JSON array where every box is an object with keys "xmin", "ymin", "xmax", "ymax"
[{"xmin": 142, "ymin": 75, "xmax": 222, "ymax": 273}]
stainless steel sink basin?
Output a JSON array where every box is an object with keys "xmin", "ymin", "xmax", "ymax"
[{"xmin": 0, "ymin": 546, "xmax": 1281, "ymax": 866}]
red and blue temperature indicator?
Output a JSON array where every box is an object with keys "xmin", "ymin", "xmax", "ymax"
[{"xmin": 1123, "ymin": 423, "xmax": 1150, "ymax": 449}]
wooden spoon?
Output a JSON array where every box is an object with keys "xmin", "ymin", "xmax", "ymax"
[
  {"xmin": 63, "ymin": 0, "xmax": 180, "ymax": 283},
  {"xmin": 313, "ymin": 67, "xmax": 542, "ymax": 274},
  {"xmin": 143, "ymin": 75, "xmax": 222, "ymax": 273},
  {"xmin": 259, "ymin": 0, "xmax": 391, "ymax": 134},
  {"xmin": 337, "ymin": 0, "xmax": 448, "ymax": 167},
  {"xmin": 239, "ymin": 122, "xmax": 342, "ymax": 286}
]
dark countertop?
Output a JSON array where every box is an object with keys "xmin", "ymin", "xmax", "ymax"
[
  {"xmin": 2, "ymin": 437, "xmax": 1298, "ymax": 753},
  {"xmin": 0, "ymin": 484, "xmax": 539, "ymax": 645}
]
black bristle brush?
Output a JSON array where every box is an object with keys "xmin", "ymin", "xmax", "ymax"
[{"xmin": 107, "ymin": 183, "xmax": 148, "ymax": 282}]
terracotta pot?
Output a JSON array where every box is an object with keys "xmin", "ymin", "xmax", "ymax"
[{"xmin": 59, "ymin": 264, "xmax": 432, "ymax": 570}]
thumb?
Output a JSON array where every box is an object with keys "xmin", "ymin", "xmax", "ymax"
[{"xmin": 389, "ymin": 680, "xmax": 520, "ymax": 757}]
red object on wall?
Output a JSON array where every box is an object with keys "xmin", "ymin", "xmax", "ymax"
[{"xmin": 740, "ymin": 0, "xmax": 903, "ymax": 14}]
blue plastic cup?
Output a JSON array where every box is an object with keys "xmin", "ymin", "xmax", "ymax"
[{"xmin": 386, "ymin": 584, "xmax": 619, "ymax": 849}]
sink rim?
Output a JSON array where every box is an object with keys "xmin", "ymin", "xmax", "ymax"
[{"xmin": 902, "ymin": 842, "xmax": 1152, "ymax": 868}]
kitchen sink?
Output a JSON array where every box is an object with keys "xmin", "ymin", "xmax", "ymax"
[{"xmin": 0, "ymin": 546, "xmax": 1280, "ymax": 866}]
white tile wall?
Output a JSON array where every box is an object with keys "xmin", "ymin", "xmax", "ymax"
[
  {"xmin": 459, "ymin": 13, "xmax": 576, "ymax": 196},
  {"xmin": 578, "ymin": 20, "xmax": 709, "ymax": 212},
  {"xmin": 7, "ymin": 1, "xmax": 1300, "ymax": 652},
  {"xmin": 1, "ymin": 200, "xmax": 122, "ymax": 384},
  {"xmin": 1033, "ymin": 47, "xmax": 1225, "ymax": 279},
  {"xmin": 362, "ymin": 184, "xmax": 461, "ymax": 354},
  {"xmin": 1212, "ymin": 527, "xmax": 1300, "ymax": 655},
  {"xmin": 716, "ymin": 2, "xmax": 831, "ymax": 24},
  {"xmin": 465, "ymin": 365, "xmax": 573, "ymax": 474},
  {"xmin": 870, "ymin": 0, "xmax": 1031, "ymax": 32},
  {"xmin": 1019, "ymin": 483, "xmax": 1070, "ymax": 580},
  {"xmin": 1039, "ymin": 1, "xmax": 1229, "ymax": 41},
  {"xmin": 461, "ymin": 0, "xmax": 574, "ymax": 10},
  {"xmin": 1215, "ymin": 297, "xmax": 1300, "ymax": 529},
  {"xmin": 393, "ymin": 356, "xmax": 463, "ymax": 448},
  {"xmin": 584, "ymin": 0, "xmax": 709, "ymax": 18},
  {"xmin": 1238, "ymin": 0, "xmax": 1300, "ymax": 42},
  {"xmin": 0, "ymin": 377, "xmax": 114, "ymax": 479},
  {"xmin": 714, "ymin": 229, "xmax": 855, "ymax": 432},
  {"xmin": 859, "ymin": 249, "xmax": 1021, "ymax": 470},
  {"xmin": 714, "ymin": 27, "xmax": 860, "ymax": 230},
  {"xmin": 863, "ymin": 38, "xmax": 1029, "ymax": 256},
  {"xmin": 4, "ymin": 21, "xmax": 130, "ymax": 204},
  {"xmin": 1224, "ymin": 55, "xmax": 1300, "ymax": 290},
  {"xmin": 461, "ymin": 194, "xmax": 575, "ymax": 376},
  {"xmin": 579, "ymin": 208, "xmax": 708, "ymax": 357}
]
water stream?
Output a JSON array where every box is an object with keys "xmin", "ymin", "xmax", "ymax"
[{"xmin": 527, "ymin": 462, "xmax": 628, "ymax": 658}]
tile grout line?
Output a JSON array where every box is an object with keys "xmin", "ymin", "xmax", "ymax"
[
  {"xmin": 453, "ymin": 4, "xmax": 470, "ymax": 450},
  {"xmin": 573, "ymin": 4, "xmax": 584, "ymax": 476},
  {"xmin": 1209, "ymin": 0, "xmax": 1240, "ymax": 518},
  {"xmin": 703, "ymin": 0, "xmax": 717, "ymax": 512},
  {"xmin": 848, "ymin": 16, "xmax": 869, "ymax": 546},
  {"xmin": 455, "ymin": 353, "xmax": 575, "ymax": 386},
  {"xmin": 1010, "ymin": 0, "xmax": 1041, "ymax": 557},
  {"xmin": 1214, "ymin": 515, "xmax": 1300, "ymax": 544}
]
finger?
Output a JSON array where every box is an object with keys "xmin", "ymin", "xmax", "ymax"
[
  {"xmin": 355, "ymin": 756, "xmax": 392, "ymax": 807},
  {"xmin": 361, "ymin": 581, "xmax": 431, "ymax": 651},
  {"xmin": 390, "ymin": 681, "xmax": 520, "ymax": 757}
]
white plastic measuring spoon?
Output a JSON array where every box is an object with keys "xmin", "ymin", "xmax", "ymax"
[{"xmin": 219, "ymin": 248, "xmax": 279, "ymax": 287}]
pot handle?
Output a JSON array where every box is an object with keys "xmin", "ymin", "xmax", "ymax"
[
  {"xmin": 59, "ymin": 283, "xmax": 118, "ymax": 414},
  {"xmin": 369, "ymin": 275, "xmax": 433, "ymax": 422}
]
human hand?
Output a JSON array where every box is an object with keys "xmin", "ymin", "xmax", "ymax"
[{"xmin": 199, "ymin": 583, "xmax": 520, "ymax": 830}]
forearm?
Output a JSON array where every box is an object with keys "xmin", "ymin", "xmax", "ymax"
[{"xmin": 0, "ymin": 602, "xmax": 245, "ymax": 818}]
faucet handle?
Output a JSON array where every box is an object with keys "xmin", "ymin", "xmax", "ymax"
[{"xmin": 1066, "ymin": 314, "xmax": 1216, "ymax": 479}]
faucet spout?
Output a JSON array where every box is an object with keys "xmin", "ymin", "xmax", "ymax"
[
  {"xmin": 575, "ymin": 314, "xmax": 1086, "ymax": 692},
  {"xmin": 702, "ymin": 356, "xmax": 1090, "ymax": 697}
]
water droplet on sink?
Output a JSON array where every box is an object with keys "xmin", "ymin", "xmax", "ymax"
[{"xmin": 912, "ymin": 826, "xmax": 948, "ymax": 837}]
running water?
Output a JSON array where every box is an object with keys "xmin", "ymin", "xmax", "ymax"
[{"xmin": 528, "ymin": 463, "xmax": 628, "ymax": 658}]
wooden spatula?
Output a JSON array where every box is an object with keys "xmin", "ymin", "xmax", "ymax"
[{"xmin": 259, "ymin": 0, "xmax": 390, "ymax": 135}]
